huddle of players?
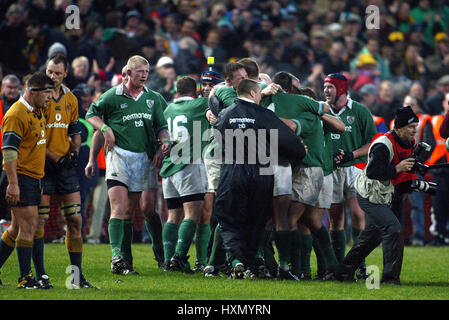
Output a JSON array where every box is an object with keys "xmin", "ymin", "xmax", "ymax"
[
  {"xmin": 0, "ymin": 53, "xmax": 376, "ymax": 287},
  {"xmin": 197, "ymin": 60, "xmax": 376, "ymax": 281},
  {"xmin": 148, "ymin": 57, "xmax": 378, "ymax": 281}
]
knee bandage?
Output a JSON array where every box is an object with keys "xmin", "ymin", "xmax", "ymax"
[
  {"xmin": 61, "ymin": 202, "xmax": 81, "ymax": 218},
  {"xmin": 1, "ymin": 229, "xmax": 16, "ymax": 247},
  {"xmin": 38, "ymin": 204, "xmax": 50, "ymax": 220}
]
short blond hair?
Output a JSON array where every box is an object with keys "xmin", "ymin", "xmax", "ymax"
[{"xmin": 126, "ymin": 55, "xmax": 149, "ymax": 71}]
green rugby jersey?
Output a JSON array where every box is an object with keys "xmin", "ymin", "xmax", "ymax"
[
  {"xmin": 160, "ymin": 97, "xmax": 210, "ymax": 178},
  {"xmin": 322, "ymin": 124, "xmax": 335, "ymax": 176},
  {"xmin": 260, "ymin": 92, "xmax": 326, "ymax": 168},
  {"xmin": 215, "ymin": 81, "xmax": 267, "ymax": 107},
  {"xmin": 327, "ymin": 98, "xmax": 377, "ymax": 167},
  {"xmin": 215, "ymin": 86, "xmax": 237, "ymax": 107},
  {"xmin": 295, "ymin": 112, "xmax": 324, "ymax": 168},
  {"xmin": 260, "ymin": 91, "xmax": 325, "ymax": 118},
  {"xmin": 86, "ymin": 84, "xmax": 168, "ymax": 157}
]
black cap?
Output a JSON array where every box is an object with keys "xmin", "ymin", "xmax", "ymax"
[{"xmin": 394, "ymin": 106, "xmax": 419, "ymax": 129}]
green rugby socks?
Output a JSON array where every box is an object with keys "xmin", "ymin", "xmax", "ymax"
[
  {"xmin": 108, "ymin": 218, "xmax": 124, "ymax": 258},
  {"xmin": 163, "ymin": 222, "xmax": 179, "ymax": 263}
]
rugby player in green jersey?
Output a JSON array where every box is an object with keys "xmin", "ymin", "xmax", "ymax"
[
  {"xmin": 261, "ymin": 72, "xmax": 344, "ymax": 280},
  {"xmin": 160, "ymin": 76, "xmax": 211, "ymax": 273},
  {"xmin": 86, "ymin": 56, "xmax": 170, "ymax": 274},
  {"xmin": 291, "ymin": 86, "xmax": 345, "ymax": 281},
  {"xmin": 192, "ymin": 70, "xmax": 224, "ymax": 273},
  {"xmin": 86, "ymin": 65, "xmax": 165, "ymax": 272},
  {"xmin": 323, "ymin": 73, "xmax": 377, "ymax": 279}
]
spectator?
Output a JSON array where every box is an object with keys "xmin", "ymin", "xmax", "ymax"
[
  {"xmin": 23, "ymin": 19, "xmax": 71, "ymax": 72},
  {"xmin": 284, "ymin": 44, "xmax": 312, "ymax": 82},
  {"xmin": 140, "ymin": 37, "xmax": 161, "ymax": 67},
  {"xmin": 78, "ymin": 0, "xmax": 102, "ymax": 26},
  {"xmin": 377, "ymin": 80, "xmax": 400, "ymax": 125},
  {"xmin": 409, "ymin": 81, "xmax": 426, "ymax": 101},
  {"xmin": 207, "ymin": 2, "xmax": 228, "ymax": 30},
  {"xmin": 252, "ymin": 14, "xmax": 275, "ymax": 42},
  {"xmin": 102, "ymin": 11, "xmax": 141, "ymax": 74},
  {"xmin": 124, "ymin": 10, "xmax": 142, "ymax": 38},
  {"xmin": 388, "ymin": 31, "xmax": 406, "ymax": 58},
  {"xmin": 410, "ymin": 0, "xmax": 448, "ymax": 47},
  {"xmin": 408, "ymin": 24, "xmax": 434, "ymax": 58},
  {"xmin": 339, "ymin": 12, "xmax": 363, "ymax": 39},
  {"xmin": 309, "ymin": 29, "xmax": 328, "ymax": 64},
  {"xmin": 322, "ymin": 42, "xmax": 348, "ymax": 75},
  {"xmin": 180, "ymin": 17, "xmax": 202, "ymax": 43},
  {"xmin": 352, "ymin": 37, "xmax": 391, "ymax": 81},
  {"xmin": 389, "ymin": 56, "xmax": 413, "ymax": 99},
  {"xmin": 353, "ymin": 53, "xmax": 380, "ymax": 91},
  {"xmin": 404, "ymin": 43, "xmax": 428, "ymax": 83},
  {"xmin": 174, "ymin": 37, "xmax": 202, "ymax": 76},
  {"xmin": 0, "ymin": 4, "xmax": 28, "ymax": 77},
  {"xmin": 358, "ymin": 84, "xmax": 385, "ymax": 132},
  {"xmin": 71, "ymin": 56, "xmax": 95, "ymax": 89},
  {"xmin": 1, "ymin": 75, "xmax": 21, "ymax": 113},
  {"xmin": 424, "ymin": 75, "xmax": 449, "ymax": 115},
  {"xmin": 117, "ymin": 0, "xmax": 144, "ymax": 22},
  {"xmin": 202, "ymin": 29, "xmax": 228, "ymax": 72},
  {"xmin": 147, "ymin": 56, "xmax": 177, "ymax": 102},
  {"xmin": 77, "ymin": 22, "xmax": 115, "ymax": 75},
  {"xmin": 163, "ymin": 13, "xmax": 183, "ymax": 57},
  {"xmin": 134, "ymin": 18, "xmax": 156, "ymax": 46},
  {"xmin": 425, "ymin": 32, "xmax": 449, "ymax": 81}
]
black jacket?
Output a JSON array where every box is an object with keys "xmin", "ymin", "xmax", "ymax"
[{"xmin": 214, "ymin": 98, "xmax": 306, "ymax": 170}]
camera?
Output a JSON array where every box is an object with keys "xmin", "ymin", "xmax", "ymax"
[
  {"xmin": 411, "ymin": 142, "xmax": 431, "ymax": 175},
  {"xmin": 410, "ymin": 180, "xmax": 437, "ymax": 195}
]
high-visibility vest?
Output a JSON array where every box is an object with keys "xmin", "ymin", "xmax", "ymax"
[
  {"xmin": 97, "ymin": 145, "xmax": 106, "ymax": 170},
  {"xmin": 373, "ymin": 115, "xmax": 385, "ymax": 126},
  {"xmin": 427, "ymin": 114, "xmax": 449, "ymax": 165}
]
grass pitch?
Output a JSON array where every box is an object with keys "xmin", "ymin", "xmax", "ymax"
[{"xmin": 0, "ymin": 243, "xmax": 448, "ymax": 300}]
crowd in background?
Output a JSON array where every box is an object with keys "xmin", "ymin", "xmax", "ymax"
[{"xmin": 1, "ymin": 0, "xmax": 449, "ymax": 246}]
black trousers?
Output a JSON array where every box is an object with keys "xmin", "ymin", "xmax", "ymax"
[
  {"xmin": 433, "ymin": 171, "xmax": 449, "ymax": 237},
  {"xmin": 336, "ymin": 193, "xmax": 404, "ymax": 282},
  {"xmin": 214, "ymin": 165, "xmax": 273, "ymax": 268}
]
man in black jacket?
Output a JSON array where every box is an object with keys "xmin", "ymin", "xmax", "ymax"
[{"xmin": 213, "ymin": 79, "xmax": 306, "ymax": 279}]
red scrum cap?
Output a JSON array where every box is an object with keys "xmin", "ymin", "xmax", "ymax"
[{"xmin": 324, "ymin": 73, "xmax": 349, "ymax": 98}]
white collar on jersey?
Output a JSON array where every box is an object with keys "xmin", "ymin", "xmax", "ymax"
[
  {"xmin": 173, "ymin": 96, "xmax": 194, "ymax": 103},
  {"xmin": 19, "ymin": 96, "xmax": 34, "ymax": 112},
  {"xmin": 115, "ymin": 83, "xmax": 149, "ymax": 100},
  {"xmin": 330, "ymin": 97, "xmax": 353, "ymax": 116}
]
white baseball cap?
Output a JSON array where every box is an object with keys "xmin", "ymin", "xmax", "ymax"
[{"xmin": 156, "ymin": 56, "xmax": 174, "ymax": 68}]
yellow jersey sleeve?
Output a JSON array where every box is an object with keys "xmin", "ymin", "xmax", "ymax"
[{"xmin": 2, "ymin": 100, "xmax": 46, "ymax": 179}]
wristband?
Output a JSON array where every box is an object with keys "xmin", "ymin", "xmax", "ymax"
[
  {"xmin": 101, "ymin": 124, "xmax": 110, "ymax": 135},
  {"xmin": 161, "ymin": 139, "xmax": 172, "ymax": 144}
]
